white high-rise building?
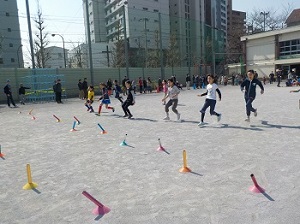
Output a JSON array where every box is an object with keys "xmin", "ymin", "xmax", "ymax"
[
  {"xmin": 0, "ymin": 0, "xmax": 23, "ymax": 68},
  {"xmin": 83, "ymin": 0, "xmax": 170, "ymax": 49}
]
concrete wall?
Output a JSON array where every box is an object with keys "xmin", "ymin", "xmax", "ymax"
[
  {"xmin": 0, "ymin": 67, "xmax": 189, "ymax": 103},
  {"xmin": 245, "ymin": 36, "xmax": 276, "ymax": 77}
]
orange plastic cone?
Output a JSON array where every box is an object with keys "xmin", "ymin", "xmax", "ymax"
[
  {"xmin": 0, "ymin": 145, "xmax": 5, "ymax": 158},
  {"xmin": 179, "ymin": 150, "xmax": 191, "ymax": 173}
]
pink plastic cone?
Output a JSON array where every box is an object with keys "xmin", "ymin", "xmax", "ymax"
[{"xmin": 249, "ymin": 174, "xmax": 265, "ymax": 193}]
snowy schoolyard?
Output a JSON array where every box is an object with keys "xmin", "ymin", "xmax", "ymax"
[{"xmin": 1, "ymin": 84, "xmax": 300, "ymax": 224}]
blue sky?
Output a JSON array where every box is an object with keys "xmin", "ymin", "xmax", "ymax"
[{"xmin": 16, "ymin": 0, "xmax": 300, "ymax": 66}]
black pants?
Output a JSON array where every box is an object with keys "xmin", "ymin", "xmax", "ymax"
[
  {"xmin": 6, "ymin": 94, "xmax": 16, "ymax": 107},
  {"xmin": 200, "ymin": 98, "xmax": 219, "ymax": 122},
  {"xmin": 165, "ymin": 99, "xmax": 178, "ymax": 114},
  {"xmin": 245, "ymin": 97, "xmax": 256, "ymax": 116},
  {"xmin": 55, "ymin": 92, "xmax": 62, "ymax": 103},
  {"xmin": 115, "ymin": 93, "xmax": 123, "ymax": 103},
  {"xmin": 122, "ymin": 101, "xmax": 133, "ymax": 116},
  {"xmin": 200, "ymin": 99, "xmax": 217, "ymax": 115}
]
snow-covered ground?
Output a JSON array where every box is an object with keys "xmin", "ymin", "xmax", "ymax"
[{"xmin": 1, "ymin": 84, "xmax": 300, "ymax": 224}]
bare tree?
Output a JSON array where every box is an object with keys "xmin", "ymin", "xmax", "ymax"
[
  {"xmin": 147, "ymin": 30, "xmax": 160, "ymax": 68},
  {"xmin": 166, "ymin": 33, "xmax": 181, "ymax": 69},
  {"xmin": 246, "ymin": 4, "xmax": 293, "ymax": 33},
  {"xmin": 34, "ymin": 2, "xmax": 50, "ymax": 68},
  {"xmin": 69, "ymin": 43, "xmax": 86, "ymax": 68},
  {"xmin": 111, "ymin": 22, "xmax": 126, "ymax": 67}
]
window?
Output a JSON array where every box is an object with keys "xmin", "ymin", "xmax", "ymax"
[
  {"xmin": 143, "ymin": 7, "xmax": 148, "ymax": 11},
  {"xmin": 11, "ymin": 58, "xmax": 15, "ymax": 63},
  {"xmin": 0, "ymin": 58, "xmax": 3, "ymax": 64},
  {"xmin": 58, "ymin": 53, "xmax": 62, "ymax": 58},
  {"xmin": 154, "ymin": 9, "xmax": 159, "ymax": 12},
  {"xmin": 7, "ymin": 28, "xmax": 11, "ymax": 32},
  {"xmin": 9, "ymin": 43, "xmax": 13, "ymax": 47}
]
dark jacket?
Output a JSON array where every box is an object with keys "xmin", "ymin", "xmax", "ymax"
[
  {"xmin": 4, "ymin": 84, "xmax": 12, "ymax": 95},
  {"xmin": 78, "ymin": 82, "xmax": 83, "ymax": 90},
  {"xmin": 19, "ymin": 86, "xmax": 31, "ymax": 95},
  {"xmin": 55, "ymin": 83, "xmax": 62, "ymax": 93},
  {"xmin": 82, "ymin": 80, "xmax": 88, "ymax": 90},
  {"xmin": 241, "ymin": 78, "xmax": 264, "ymax": 99},
  {"xmin": 126, "ymin": 87, "xmax": 134, "ymax": 104}
]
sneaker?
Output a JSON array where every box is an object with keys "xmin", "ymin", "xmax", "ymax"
[
  {"xmin": 177, "ymin": 113, "xmax": 181, "ymax": 120},
  {"xmin": 217, "ymin": 114, "xmax": 222, "ymax": 122},
  {"xmin": 128, "ymin": 114, "xmax": 133, "ymax": 119},
  {"xmin": 90, "ymin": 110, "xmax": 95, "ymax": 113},
  {"xmin": 254, "ymin": 109, "xmax": 257, "ymax": 117},
  {"xmin": 112, "ymin": 107, "xmax": 115, "ymax": 112},
  {"xmin": 198, "ymin": 122, "xmax": 205, "ymax": 126},
  {"xmin": 123, "ymin": 114, "xmax": 128, "ymax": 117},
  {"xmin": 245, "ymin": 117, "xmax": 250, "ymax": 122},
  {"xmin": 163, "ymin": 116, "xmax": 170, "ymax": 120}
]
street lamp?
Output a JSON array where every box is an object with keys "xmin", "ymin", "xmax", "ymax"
[
  {"xmin": 51, "ymin": 33, "xmax": 66, "ymax": 68},
  {"xmin": 260, "ymin": 11, "xmax": 269, "ymax": 32},
  {"xmin": 17, "ymin": 44, "xmax": 23, "ymax": 68}
]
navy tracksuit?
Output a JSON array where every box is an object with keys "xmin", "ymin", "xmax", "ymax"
[{"xmin": 241, "ymin": 78, "xmax": 264, "ymax": 116}]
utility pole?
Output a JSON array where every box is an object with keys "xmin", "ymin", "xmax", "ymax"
[
  {"xmin": 25, "ymin": 0, "xmax": 35, "ymax": 69},
  {"xmin": 158, "ymin": 13, "xmax": 164, "ymax": 79},
  {"xmin": 123, "ymin": 3, "xmax": 129, "ymax": 79},
  {"xmin": 85, "ymin": 0, "xmax": 94, "ymax": 85},
  {"xmin": 102, "ymin": 45, "xmax": 111, "ymax": 67}
]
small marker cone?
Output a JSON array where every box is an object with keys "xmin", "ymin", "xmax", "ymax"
[
  {"xmin": 70, "ymin": 121, "xmax": 77, "ymax": 132},
  {"xmin": 82, "ymin": 191, "xmax": 111, "ymax": 216},
  {"xmin": 157, "ymin": 138, "xmax": 165, "ymax": 151},
  {"xmin": 249, "ymin": 174, "xmax": 265, "ymax": 193},
  {"xmin": 29, "ymin": 109, "xmax": 33, "ymax": 115},
  {"xmin": 32, "ymin": 116, "xmax": 36, "ymax": 120},
  {"xmin": 0, "ymin": 145, "xmax": 5, "ymax": 157},
  {"xmin": 97, "ymin": 123, "xmax": 107, "ymax": 134},
  {"xmin": 120, "ymin": 134, "xmax": 128, "ymax": 146},
  {"xmin": 53, "ymin": 114, "xmax": 61, "ymax": 122},
  {"xmin": 23, "ymin": 164, "xmax": 38, "ymax": 190},
  {"xmin": 179, "ymin": 150, "xmax": 192, "ymax": 173}
]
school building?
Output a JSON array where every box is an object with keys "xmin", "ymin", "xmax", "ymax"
[{"xmin": 238, "ymin": 24, "xmax": 300, "ymax": 78}]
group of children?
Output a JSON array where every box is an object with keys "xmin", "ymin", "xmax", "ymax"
[
  {"xmin": 84, "ymin": 70, "xmax": 265, "ymax": 124},
  {"xmin": 84, "ymin": 80, "xmax": 135, "ymax": 119}
]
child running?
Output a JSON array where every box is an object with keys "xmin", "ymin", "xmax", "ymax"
[
  {"xmin": 162, "ymin": 79, "xmax": 168, "ymax": 105},
  {"xmin": 241, "ymin": 69, "xmax": 264, "ymax": 122},
  {"xmin": 113, "ymin": 80, "xmax": 123, "ymax": 104},
  {"xmin": 161, "ymin": 78, "xmax": 181, "ymax": 121},
  {"xmin": 122, "ymin": 80, "xmax": 135, "ymax": 119},
  {"xmin": 85, "ymin": 85, "xmax": 95, "ymax": 113},
  {"xmin": 97, "ymin": 83, "xmax": 115, "ymax": 116},
  {"xmin": 197, "ymin": 74, "xmax": 222, "ymax": 126}
]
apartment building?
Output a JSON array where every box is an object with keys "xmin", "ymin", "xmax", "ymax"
[{"xmin": 0, "ymin": 0, "xmax": 23, "ymax": 68}]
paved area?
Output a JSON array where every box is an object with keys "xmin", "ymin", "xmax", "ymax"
[{"xmin": 1, "ymin": 84, "xmax": 300, "ymax": 224}]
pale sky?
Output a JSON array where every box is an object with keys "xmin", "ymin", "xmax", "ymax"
[{"xmin": 16, "ymin": 0, "xmax": 300, "ymax": 66}]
